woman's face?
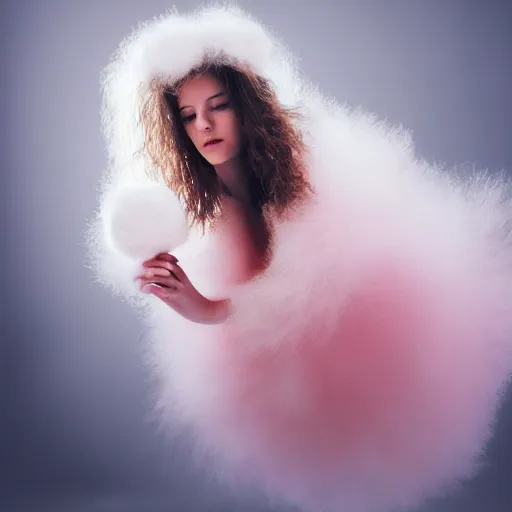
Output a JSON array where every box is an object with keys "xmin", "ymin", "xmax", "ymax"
[{"xmin": 177, "ymin": 73, "xmax": 242, "ymax": 166}]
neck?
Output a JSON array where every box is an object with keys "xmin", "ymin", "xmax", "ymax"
[{"xmin": 214, "ymin": 156, "xmax": 251, "ymax": 205}]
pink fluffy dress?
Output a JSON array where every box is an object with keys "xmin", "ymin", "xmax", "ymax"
[{"xmin": 87, "ymin": 6, "xmax": 512, "ymax": 512}]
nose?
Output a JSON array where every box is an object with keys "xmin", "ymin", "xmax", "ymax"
[{"xmin": 195, "ymin": 110, "xmax": 213, "ymax": 132}]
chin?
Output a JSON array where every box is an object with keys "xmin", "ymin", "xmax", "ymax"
[
  {"xmin": 204, "ymin": 153, "xmax": 238, "ymax": 166},
  {"xmin": 206, "ymin": 157, "xmax": 227, "ymax": 166}
]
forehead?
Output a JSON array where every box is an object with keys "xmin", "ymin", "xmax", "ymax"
[{"xmin": 177, "ymin": 74, "xmax": 224, "ymax": 105}]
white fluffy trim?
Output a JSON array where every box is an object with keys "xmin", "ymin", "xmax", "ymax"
[{"xmin": 86, "ymin": 5, "xmax": 512, "ymax": 512}]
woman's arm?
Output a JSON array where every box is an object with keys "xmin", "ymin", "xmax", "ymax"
[
  {"xmin": 136, "ymin": 252, "xmax": 234, "ymax": 325},
  {"xmin": 199, "ymin": 297, "xmax": 233, "ymax": 325}
]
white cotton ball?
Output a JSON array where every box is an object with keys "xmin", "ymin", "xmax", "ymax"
[{"xmin": 103, "ymin": 182, "xmax": 189, "ymax": 261}]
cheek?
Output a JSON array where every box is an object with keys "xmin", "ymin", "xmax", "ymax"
[
  {"xmin": 227, "ymin": 115, "xmax": 242, "ymax": 148},
  {"xmin": 184, "ymin": 125, "xmax": 200, "ymax": 149}
]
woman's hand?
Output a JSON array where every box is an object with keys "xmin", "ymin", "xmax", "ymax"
[{"xmin": 135, "ymin": 252, "xmax": 231, "ymax": 324}]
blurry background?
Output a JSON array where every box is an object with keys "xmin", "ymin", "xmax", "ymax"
[{"xmin": 3, "ymin": 0, "xmax": 512, "ymax": 510}]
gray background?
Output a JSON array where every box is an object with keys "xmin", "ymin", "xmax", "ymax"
[{"xmin": 3, "ymin": 0, "xmax": 512, "ymax": 511}]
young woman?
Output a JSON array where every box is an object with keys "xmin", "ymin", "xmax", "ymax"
[
  {"xmin": 88, "ymin": 6, "xmax": 512, "ymax": 512},
  {"xmin": 135, "ymin": 65, "xmax": 311, "ymax": 323}
]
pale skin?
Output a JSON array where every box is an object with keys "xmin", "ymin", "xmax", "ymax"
[{"xmin": 136, "ymin": 73, "xmax": 262, "ymax": 324}]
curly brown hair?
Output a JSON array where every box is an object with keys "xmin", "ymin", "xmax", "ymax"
[{"xmin": 140, "ymin": 60, "xmax": 313, "ymax": 230}]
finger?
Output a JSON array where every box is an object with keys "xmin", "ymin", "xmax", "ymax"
[
  {"xmin": 141, "ymin": 282, "xmax": 178, "ymax": 298},
  {"xmin": 138, "ymin": 275, "xmax": 181, "ymax": 291},
  {"xmin": 142, "ymin": 258, "xmax": 176, "ymax": 271},
  {"xmin": 156, "ymin": 253, "xmax": 179, "ymax": 263},
  {"xmin": 138, "ymin": 266, "xmax": 176, "ymax": 279},
  {"xmin": 141, "ymin": 261, "xmax": 183, "ymax": 282},
  {"xmin": 142, "ymin": 253, "xmax": 177, "ymax": 269},
  {"xmin": 166, "ymin": 263, "xmax": 188, "ymax": 283}
]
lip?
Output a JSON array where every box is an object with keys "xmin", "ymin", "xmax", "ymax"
[{"xmin": 204, "ymin": 138, "xmax": 223, "ymax": 148}]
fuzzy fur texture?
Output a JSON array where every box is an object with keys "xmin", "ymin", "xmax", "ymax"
[
  {"xmin": 103, "ymin": 181, "xmax": 189, "ymax": 261},
  {"xmin": 87, "ymin": 4, "xmax": 512, "ymax": 512}
]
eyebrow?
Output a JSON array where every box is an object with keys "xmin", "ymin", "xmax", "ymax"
[{"xmin": 179, "ymin": 91, "xmax": 227, "ymax": 111}]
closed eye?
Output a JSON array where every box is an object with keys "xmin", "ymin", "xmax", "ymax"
[
  {"xmin": 211, "ymin": 102, "xmax": 230, "ymax": 110},
  {"xmin": 181, "ymin": 113, "xmax": 196, "ymax": 123},
  {"xmin": 181, "ymin": 102, "xmax": 230, "ymax": 123}
]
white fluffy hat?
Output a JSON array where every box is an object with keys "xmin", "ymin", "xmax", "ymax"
[{"xmin": 101, "ymin": 4, "xmax": 304, "ymax": 176}]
